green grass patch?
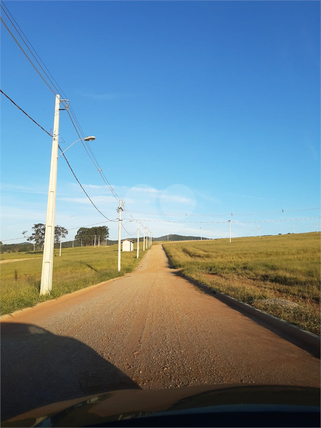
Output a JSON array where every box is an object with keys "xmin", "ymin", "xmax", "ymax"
[
  {"xmin": 1, "ymin": 244, "xmax": 146, "ymax": 315},
  {"xmin": 163, "ymin": 233, "xmax": 320, "ymax": 335}
]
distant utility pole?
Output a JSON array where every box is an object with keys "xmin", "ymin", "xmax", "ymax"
[
  {"xmin": 137, "ymin": 221, "xmax": 140, "ymax": 258},
  {"xmin": 94, "ymin": 235, "xmax": 96, "ymax": 247},
  {"xmin": 59, "ymin": 238, "xmax": 62, "ymax": 257},
  {"xmin": 98, "ymin": 236, "xmax": 100, "ymax": 247},
  {"xmin": 293, "ymin": 226, "xmax": 295, "ymax": 234},
  {"xmin": 72, "ymin": 240, "xmax": 74, "ymax": 248},
  {"xmin": 117, "ymin": 200, "xmax": 123, "ymax": 272},
  {"xmin": 229, "ymin": 220, "xmax": 231, "ymax": 243},
  {"xmin": 143, "ymin": 227, "xmax": 146, "ymax": 251},
  {"xmin": 258, "ymin": 225, "xmax": 261, "ymax": 238}
]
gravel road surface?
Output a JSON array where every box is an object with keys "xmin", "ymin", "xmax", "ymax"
[{"xmin": 1, "ymin": 245, "xmax": 320, "ymax": 421}]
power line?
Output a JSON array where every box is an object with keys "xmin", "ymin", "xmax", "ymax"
[
  {"xmin": 0, "ymin": 89, "xmax": 52, "ymax": 137},
  {"xmin": 59, "ymin": 148, "xmax": 118, "ymax": 222},
  {"xmin": 2, "ymin": 84, "xmax": 319, "ymax": 229},
  {"xmin": 121, "ymin": 223, "xmax": 137, "ymax": 236},
  {"xmin": 233, "ymin": 216, "xmax": 321, "ymax": 224},
  {"xmin": 0, "ymin": 2, "xmax": 67, "ymax": 99},
  {"xmin": 0, "ymin": 88, "xmax": 117, "ymax": 222},
  {"xmin": 1, "ymin": 4, "xmax": 131, "ymax": 216},
  {"xmin": 135, "ymin": 216, "xmax": 321, "ymax": 225},
  {"xmin": 67, "ymin": 221, "xmax": 116, "ymax": 231},
  {"xmin": 0, "ymin": 16, "xmax": 56, "ymax": 95}
]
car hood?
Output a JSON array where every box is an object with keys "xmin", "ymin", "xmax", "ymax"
[{"xmin": 2, "ymin": 384, "xmax": 320, "ymax": 427}]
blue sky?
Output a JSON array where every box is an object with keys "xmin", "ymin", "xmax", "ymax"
[{"xmin": 1, "ymin": 0, "xmax": 320, "ymax": 242}]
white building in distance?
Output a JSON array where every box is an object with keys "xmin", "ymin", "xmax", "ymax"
[{"xmin": 122, "ymin": 239, "xmax": 134, "ymax": 252}]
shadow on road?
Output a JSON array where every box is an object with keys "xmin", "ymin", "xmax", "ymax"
[{"xmin": 1, "ymin": 322, "xmax": 140, "ymax": 421}]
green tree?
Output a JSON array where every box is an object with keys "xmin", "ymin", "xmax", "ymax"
[
  {"xmin": 27, "ymin": 223, "xmax": 46, "ymax": 248},
  {"xmin": 27, "ymin": 224, "xmax": 69, "ymax": 248},
  {"xmin": 75, "ymin": 226, "xmax": 109, "ymax": 246},
  {"xmin": 54, "ymin": 225, "xmax": 68, "ymax": 244}
]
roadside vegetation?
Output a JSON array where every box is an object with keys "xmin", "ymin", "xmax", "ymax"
[
  {"xmin": 163, "ymin": 233, "xmax": 320, "ymax": 335},
  {"xmin": 1, "ymin": 244, "xmax": 145, "ymax": 316}
]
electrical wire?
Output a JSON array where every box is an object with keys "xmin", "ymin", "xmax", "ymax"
[
  {"xmin": 67, "ymin": 221, "xmax": 115, "ymax": 231},
  {"xmin": 1, "ymin": 4, "xmax": 137, "ymax": 216},
  {"xmin": 121, "ymin": 223, "xmax": 137, "ymax": 236},
  {"xmin": 0, "ymin": 16, "xmax": 56, "ymax": 95},
  {"xmin": 0, "ymin": 2, "xmax": 67, "ymax": 99},
  {"xmin": 3, "ymin": 4, "xmax": 318, "ymax": 233},
  {"xmin": 135, "ymin": 216, "xmax": 321, "ymax": 225},
  {"xmin": 2, "ymin": 216, "xmax": 319, "ymax": 243},
  {"xmin": 0, "ymin": 89, "xmax": 52, "ymax": 137},
  {"xmin": 0, "ymin": 85, "xmax": 117, "ymax": 222},
  {"xmin": 59, "ymin": 148, "xmax": 118, "ymax": 222}
]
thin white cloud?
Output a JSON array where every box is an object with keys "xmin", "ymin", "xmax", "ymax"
[
  {"xmin": 58, "ymin": 195, "xmax": 116, "ymax": 205},
  {"xmin": 197, "ymin": 192, "xmax": 221, "ymax": 204},
  {"xmin": 0, "ymin": 205, "xmax": 45, "ymax": 221},
  {"xmin": 160, "ymin": 194, "xmax": 193, "ymax": 204},
  {"xmin": 131, "ymin": 187, "xmax": 160, "ymax": 194},
  {"xmin": 0, "ymin": 183, "xmax": 47, "ymax": 195}
]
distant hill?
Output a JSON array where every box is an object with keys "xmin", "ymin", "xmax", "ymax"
[{"xmin": 153, "ymin": 234, "xmax": 208, "ymax": 242}]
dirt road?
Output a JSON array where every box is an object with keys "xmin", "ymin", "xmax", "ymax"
[{"xmin": 1, "ymin": 245, "xmax": 319, "ymax": 420}]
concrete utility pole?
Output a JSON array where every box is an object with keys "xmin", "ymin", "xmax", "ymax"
[
  {"xmin": 258, "ymin": 225, "xmax": 261, "ymax": 238},
  {"xmin": 143, "ymin": 227, "xmax": 146, "ymax": 251},
  {"xmin": 117, "ymin": 200, "xmax": 123, "ymax": 272},
  {"xmin": 137, "ymin": 221, "xmax": 140, "ymax": 258},
  {"xmin": 40, "ymin": 94, "xmax": 60, "ymax": 295},
  {"xmin": 229, "ymin": 220, "xmax": 231, "ymax": 243}
]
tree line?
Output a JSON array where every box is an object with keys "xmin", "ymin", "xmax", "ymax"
[{"xmin": 75, "ymin": 226, "xmax": 109, "ymax": 246}]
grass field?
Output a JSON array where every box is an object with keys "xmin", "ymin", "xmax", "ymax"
[
  {"xmin": 1, "ymin": 244, "xmax": 145, "ymax": 316},
  {"xmin": 163, "ymin": 233, "xmax": 320, "ymax": 335}
]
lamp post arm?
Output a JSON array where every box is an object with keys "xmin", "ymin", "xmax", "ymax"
[{"xmin": 58, "ymin": 139, "xmax": 82, "ymax": 157}]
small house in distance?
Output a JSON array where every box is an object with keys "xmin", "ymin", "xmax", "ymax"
[{"xmin": 122, "ymin": 239, "xmax": 134, "ymax": 252}]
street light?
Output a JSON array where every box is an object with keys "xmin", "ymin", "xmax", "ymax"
[
  {"xmin": 40, "ymin": 93, "xmax": 96, "ymax": 296},
  {"xmin": 58, "ymin": 136, "xmax": 96, "ymax": 157}
]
